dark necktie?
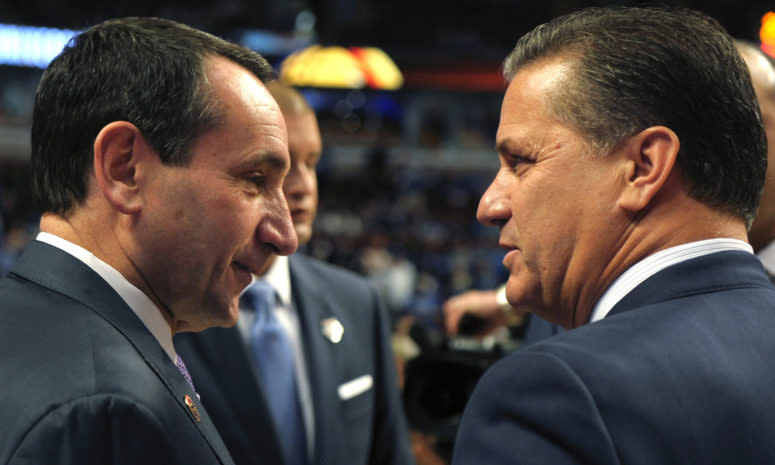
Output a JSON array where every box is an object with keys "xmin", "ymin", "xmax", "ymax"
[{"xmin": 244, "ymin": 280, "xmax": 308, "ymax": 465}]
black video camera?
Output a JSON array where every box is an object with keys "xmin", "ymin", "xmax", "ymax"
[{"xmin": 401, "ymin": 314, "xmax": 520, "ymax": 461}]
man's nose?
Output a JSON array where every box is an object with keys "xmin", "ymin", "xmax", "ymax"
[
  {"xmin": 477, "ymin": 172, "xmax": 510, "ymax": 228},
  {"xmin": 258, "ymin": 193, "xmax": 298, "ymax": 256}
]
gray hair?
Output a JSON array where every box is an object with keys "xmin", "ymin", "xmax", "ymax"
[{"xmin": 503, "ymin": 6, "xmax": 767, "ymax": 226}]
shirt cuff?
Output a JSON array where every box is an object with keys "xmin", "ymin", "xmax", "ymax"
[{"xmin": 495, "ymin": 283, "xmax": 514, "ymax": 315}]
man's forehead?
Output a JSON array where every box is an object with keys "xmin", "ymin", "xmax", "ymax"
[
  {"xmin": 495, "ymin": 135, "xmax": 527, "ymax": 153},
  {"xmin": 511, "ymin": 56, "xmax": 575, "ymax": 90},
  {"xmin": 285, "ymin": 110, "xmax": 321, "ymax": 147}
]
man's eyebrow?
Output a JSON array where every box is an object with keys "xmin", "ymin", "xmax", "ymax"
[
  {"xmin": 495, "ymin": 137, "xmax": 519, "ymax": 154},
  {"xmin": 256, "ymin": 153, "xmax": 288, "ymax": 169},
  {"xmin": 249, "ymin": 152, "xmax": 290, "ymax": 174}
]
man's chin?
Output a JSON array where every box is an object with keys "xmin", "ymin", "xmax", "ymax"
[
  {"xmin": 174, "ymin": 301, "xmax": 240, "ymax": 334},
  {"xmin": 294, "ymin": 223, "xmax": 313, "ymax": 245},
  {"xmin": 209, "ymin": 298, "xmax": 240, "ymax": 329},
  {"xmin": 225, "ymin": 297, "xmax": 241, "ymax": 326}
]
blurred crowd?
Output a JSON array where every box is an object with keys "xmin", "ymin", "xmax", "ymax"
[
  {"xmin": 0, "ymin": 163, "xmax": 37, "ymax": 276},
  {"xmin": 313, "ymin": 163, "xmax": 507, "ymax": 321}
]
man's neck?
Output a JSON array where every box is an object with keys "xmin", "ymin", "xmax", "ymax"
[
  {"xmin": 569, "ymin": 202, "xmax": 748, "ymax": 328},
  {"xmin": 39, "ymin": 210, "xmax": 176, "ymax": 330}
]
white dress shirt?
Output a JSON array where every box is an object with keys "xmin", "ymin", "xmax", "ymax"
[
  {"xmin": 36, "ymin": 232, "xmax": 178, "ymax": 363},
  {"xmin": 589, "ymin": 238, "xmax": 753, "ymax": 322},
  {"xmin": 237, "ymin": 255, "xmax": 315, "ymax": 456}
]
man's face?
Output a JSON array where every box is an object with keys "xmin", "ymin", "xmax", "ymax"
[
  {"xmin": 283, "ymin": 108, "xmax": 321, "ymax": 245},
  {"xmin": 136, "ymin": 56, "xmax": 298, "ymax": 332},
  {"xmin": 477, "ymin": 58, "xmax": 625, "ymax": 327}
]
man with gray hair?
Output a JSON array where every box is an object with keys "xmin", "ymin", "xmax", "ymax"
[
  {"xmin": 0, "ymin": 17, "xmax": 297, "ymax": 465},
  {"xmin": 453, "ymin": 7, "xmax": 774, "ymax": 464}
]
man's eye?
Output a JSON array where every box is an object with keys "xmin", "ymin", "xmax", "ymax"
[
  {"xmin": 249, "ymin": 175, "xmax": 266, "ymax": 188},
  {"xmin": 507, "ymin": 154, "xmax": 532, "ymax": 170},
  {"xmin": 306, "ymin": 155, "xmax": 321, "ymax": 169}
]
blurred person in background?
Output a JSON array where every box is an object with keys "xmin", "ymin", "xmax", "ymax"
[
  {"xmin": 452, "ymin": 6, "xmax": 775, "ymax": 464},
  {"xmin": 738, "ymin": 39, "xmax": 775, "ymax": 274},
  {"xmin": 0, "ymin": 17, "xmax": 297, "ymax": 465},
  {"xmin": 175, "ymin": 81, "xmax": 414, "ymax": 465},
  {"xmin": 443, "ymin": 283, "xmax": 523, "ymax": 338}
]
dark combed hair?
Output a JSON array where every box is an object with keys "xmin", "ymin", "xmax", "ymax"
[
  {"xmin": 503, "ymin": 6, "xmax": 767, "ymax": 226},
  {"xmin": 31, "ymin": 17, "xmax": 276, "ymax": 215}
]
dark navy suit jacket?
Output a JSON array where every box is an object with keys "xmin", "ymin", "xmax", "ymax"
[
  {"xmin": 175, "ymin": 253, "xmax": 414, "ymax": 465},
  {"xmin": 521, "ymin": 312, "xmax": 563, "ymax": 345},
  {"xmin": 0, "ymin": 240, "xmax": 235, "ymax": 465},
  {"xmin": 452, "ymin": 250, "xmax": 775, "ymax": 465}
]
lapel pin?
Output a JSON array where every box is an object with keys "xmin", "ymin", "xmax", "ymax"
[
  {"xmin": 184, "ymin": 395, "xmax": 201, "ymax": 422},
  {"xmin": 321, "ymin": 317, "xmax": 344, "ymax": 343}
]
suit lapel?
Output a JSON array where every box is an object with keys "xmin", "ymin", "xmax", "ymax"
[
  {"xmin": 12, "ymin": 241, "xmax": 235, "ymax": 465},
  {"xmin": 190, "ymin": 326, "xmax": 286, "ymax": 464},
  {"xmin": 289, "ymin": 255, "xmax": 343, "ymax": 465}
]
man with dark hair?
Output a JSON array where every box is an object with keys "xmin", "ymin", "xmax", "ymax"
[
  {"xmin": 0, "ymin": 17, "xmax": 297, "ymax": 464},
  {"xmin": 176, "ymin": 81, "xmax": 414, "ymax": 465},
  {"xmin": 452, "ymin": 7, "xmax": 774, "ymax": 465}
]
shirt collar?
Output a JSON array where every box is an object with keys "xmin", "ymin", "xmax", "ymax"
[
  {"xmin": 589, "ymin": 238, "xmax": 753, "ymax": 323},
  {"xmin": 255, "ymin": 254, "xmax": 292, "ymax": 307},
  {"xmin": 237, "ymin": 255, "xmax": 294, "ymax": 341},
  {"xmin": 36, "ymin": 232, "xmax": 177, "ymax": 362}
]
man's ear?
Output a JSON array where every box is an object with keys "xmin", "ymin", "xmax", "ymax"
[
  {"xmin": 93, "ymin": 121, "xmax": 147, "ymax": 214},
  {"xmin": 617, "ymin": 126, "xmax": 680, "ymax": 213}
]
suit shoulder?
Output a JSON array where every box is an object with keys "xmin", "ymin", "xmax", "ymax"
[
  {"xmin": 289, "ymin": 254, "xmax": 387, "ymax": 329},
  {"xmin": 455, "ymin": 347, "xmax": 619, "ymax": 465},
  {"xmin": 0, "ymin": 278, "xmax": 175, "ymax": 432},
  {"xmin": 461, "ymin": 295, "xmax": 775, "ymax": 465},
  {"xmin": 291, "ymin": 254, "xmax": 374, "ymax": 289},
  {"xmin": 2, "ymin": 392, "xmax": 174, "ymax": 465}
]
